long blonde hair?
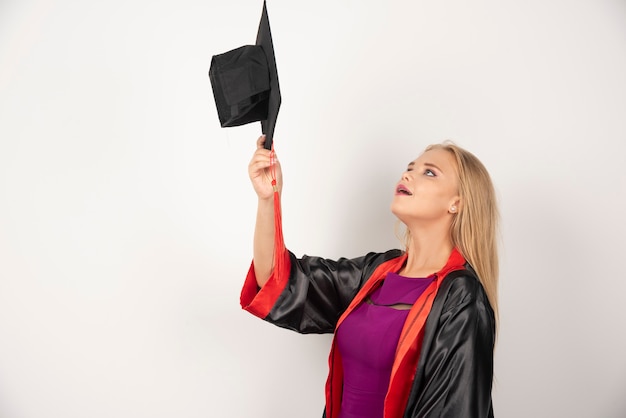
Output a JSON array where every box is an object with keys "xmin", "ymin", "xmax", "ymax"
[{"xmin": 403, "ymin": 142, "xmax": 500, "ymax": 321}]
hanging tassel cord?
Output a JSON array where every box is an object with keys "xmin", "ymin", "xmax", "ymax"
[{"xmin": 269, "ymin": 146, "xmax": 286, "ymax": 280}]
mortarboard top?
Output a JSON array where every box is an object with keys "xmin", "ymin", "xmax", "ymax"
[{"xmin": 209, "ymin": 1, "xmax": 281, "ymax": 150}]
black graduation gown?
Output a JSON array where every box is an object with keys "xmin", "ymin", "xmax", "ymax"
[{"xmin": 241, "ymin": 249, "xmax": 495, "ymax": 418}]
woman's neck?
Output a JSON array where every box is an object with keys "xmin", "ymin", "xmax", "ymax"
[{"xmin": 401, "ymin": 226, "xmax": 454, "ymax": 278}]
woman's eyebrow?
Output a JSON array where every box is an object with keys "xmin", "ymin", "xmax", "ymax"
[{"xmin": 424, "ymin": 162, "xmax": 443, "ymax": 173}]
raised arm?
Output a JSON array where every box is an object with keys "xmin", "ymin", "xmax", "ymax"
[{"xmin": 248, "ymin": 135, "xmax": 283, "ymax": 287}]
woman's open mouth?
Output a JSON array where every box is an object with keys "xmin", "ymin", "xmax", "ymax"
[{"xmin": 396, "ymin": 184, "xmax": 413, "ymax": 196}]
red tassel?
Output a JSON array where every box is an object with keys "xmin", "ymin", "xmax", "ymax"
[{"xmin": 270, "ymin": 146, "xmax": 285, "ymax": 281}]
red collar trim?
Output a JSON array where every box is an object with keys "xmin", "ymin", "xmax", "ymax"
[{"xmin": 325, "ymin": 248, "xmax": 467, "ymax": 418}]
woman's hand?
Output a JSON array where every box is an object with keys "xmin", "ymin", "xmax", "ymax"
[
  {"xmin": 248, "ymin": 135, "xmax": 283, "ymax": 200},
  {"xmin": 249, "ymin": 135, "xmax": 283, "ymax": 286}
]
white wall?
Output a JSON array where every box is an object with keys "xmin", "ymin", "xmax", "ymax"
[{"xmin": 1, "ymin": 0, "xmax": 625, "ymax": 417}]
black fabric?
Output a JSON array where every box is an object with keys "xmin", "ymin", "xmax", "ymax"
[
  {"xmin": 265, "ymin": 249, "xmax": 403, "ymax": 334},
  {"xmin": 262, "ymin": 251, "xmax": 495, "ymax": 418},
  {"xmin": 403, "ymin": 270, "xmax": 495, "ymax": 418},
  {"xmin": 209, "ymin": 46, "xmax": 270, "ymax": 127},
  {"xmin": 208, "ymin": 1, "xmax": 281, "ymax": 150},
  {"xmin": 255, "ymin": 1, "xmax": 280, "ymax": 149}
]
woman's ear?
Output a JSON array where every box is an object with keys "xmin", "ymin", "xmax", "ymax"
[{"xmin": 448, "ymin": 197, "xmax": 461, "ymax": 214}]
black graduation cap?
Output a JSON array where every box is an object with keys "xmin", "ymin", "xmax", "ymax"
[{"xmin": 209, "ymin": 1, "xmax": 281, "ymax": 150}]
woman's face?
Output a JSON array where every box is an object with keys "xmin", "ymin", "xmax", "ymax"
[{"xmin": 391, "ymin": 148, "xmax": 460, "ymax": 226}]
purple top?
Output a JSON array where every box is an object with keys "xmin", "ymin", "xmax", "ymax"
[{"xmin": 335, "ymin": 272, "xmax": 435, "ymax": 418}]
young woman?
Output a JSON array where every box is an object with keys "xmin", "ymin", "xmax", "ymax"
[{"xmin": 241, "ymin": 135, "xmax": 498, "ymax": 418}]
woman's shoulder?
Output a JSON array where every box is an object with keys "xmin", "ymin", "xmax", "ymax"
[
  {"xmin": 290, "ymin": 249, "xmax": 405, "ymax": 284},
  {"xmin": 365, "ymin": 248, "xmax": 405, "ymax": 262},
  {"xmin": 338, "ymin": 248, "xmax": 404, "ymax": 262},
  {"xmin": 297, "ymin": 248, "xmax": 404, "ymax": 268},
  {"xmin": 438, "ymin": 268, "xmax": 493, "ymax": 314}
]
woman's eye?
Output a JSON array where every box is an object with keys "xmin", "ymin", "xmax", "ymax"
[{"xmin": 424, "ymin": 169, "xmax": 435, "ymax": 177}]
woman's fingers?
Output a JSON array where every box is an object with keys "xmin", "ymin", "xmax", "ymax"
[
  {"xmin": 249, "ymin": 135, "xmax": 282, "ymax": 199},
  {"xmin": 249, "ymin": 161, "xmax": 270, "ymax": 178},
  {"xmin": 249, "ymin": 150, "xmax": 271, "ymax": 172}
]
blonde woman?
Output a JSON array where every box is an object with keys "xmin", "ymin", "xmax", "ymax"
[{"xmin": 242, "ymin": 136, "xmax": 498, "ymax": 418}]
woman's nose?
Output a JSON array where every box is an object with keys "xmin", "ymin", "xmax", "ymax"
[{"xmin": 402, "ymin": 171, "xmax": 411, "ymax": 181}]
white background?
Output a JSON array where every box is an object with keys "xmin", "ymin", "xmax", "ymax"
[{"xmin": 1, "ymin": 0, "xmax": 625, "ymax": 417}]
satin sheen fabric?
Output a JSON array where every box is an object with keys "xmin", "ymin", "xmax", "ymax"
[
  {"xmin": 336, "ymin": 273, "xmax": 435, "ymax": 418},
  {"xmin": 240, "ymin": 249, "xmax": 495, "ymax": 418}
]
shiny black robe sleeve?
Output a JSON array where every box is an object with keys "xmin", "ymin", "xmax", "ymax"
[
  {"xmin": 264, "ymin": 249, "xmax": 403, "ymax": 334},
  {"xmin": 404, "ymin": 272, "xmax": 496, "ymax": 418}
]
